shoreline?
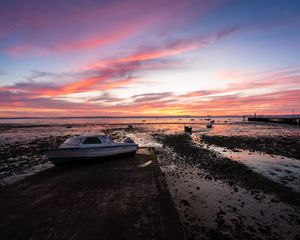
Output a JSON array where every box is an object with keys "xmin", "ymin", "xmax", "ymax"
[
  {"xmin": 0, "ymin": 125, "xmax": 300, "ymax": 239},
  {"xmin": 156, "ymin": 146, "xmax": 300, "ymax": 239},
  {"xmin": 159, "ymin": 134, "xmax": 300, "ymax": 206}
]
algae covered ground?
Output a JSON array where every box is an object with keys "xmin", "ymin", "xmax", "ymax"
[
  {"xmin": 201, "ymin": 135, "xmax": 300, "ymax": 160},
  {"xmin": 156, "ymin": 133, "xmax": 300, "ymax": 240}
]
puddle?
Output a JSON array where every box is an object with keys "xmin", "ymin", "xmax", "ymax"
[
  {"xmin": 204, "ymin": 144, "xmax": 300, "ymax": 192},
  {"xmin": 111, "ymin": 130, "xmax": 162, "ymax": 148},
  {"xmin": 156, "ymin": 147, "xmax": 300, "ymax": 240},
  {"xmin": 138, "ymin": 160, "xmax": 152, "ymax": 168}
]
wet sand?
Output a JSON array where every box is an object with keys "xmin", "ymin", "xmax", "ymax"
[
  {"xmin": 0, "ymin": 135, "xmax": 69, "ymax": 184},
  {"xmin": 1, "ymin": 122, "xmax": 300, "ymax": 239},
  {"xmin": 201, "ymin": 135, "xmax": 300, "ymax": 160},
  {"xmin": 160, "ymin": 134, "xmax": 300, "ymax": 205},
  {"xmin": 0, "ymin": 148, "xmax": 184, "ymax": 240},
  {"xmin": 156, "ymin": 136, "xmax": 300, "ymax": 240},
  {"xmin": 203, "ymin": 144, "xmax": 300, "ymax": 192}
]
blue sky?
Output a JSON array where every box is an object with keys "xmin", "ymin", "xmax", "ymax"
[{"xmin": 0, "ymin": 0, "xmax": 300, "ymax": 117}]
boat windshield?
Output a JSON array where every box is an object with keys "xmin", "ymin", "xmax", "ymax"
[
  {"xmin": 82, "ymin": 137, "xmax": 102, "ymax": 144},
  {"xmin": 63, "ymin": 138, "xmax": 81, "ymax": 146}
]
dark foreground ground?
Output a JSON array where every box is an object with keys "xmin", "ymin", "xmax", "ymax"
[
  {"xmin": 155, "ymin": 134, "xmax": 300, "ymax": 240},
  {"xmin": 0, "ymin": 148, "xmax": 184, "ymax": 240}
]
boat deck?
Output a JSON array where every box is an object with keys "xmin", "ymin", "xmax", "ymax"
[{"xmin": 0, "ymin": 148, "xmax": 184, "ymax": 240}]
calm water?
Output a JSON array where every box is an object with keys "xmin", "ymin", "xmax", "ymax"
[
  {"xmin": 1, "ymin": 117, "xmax": 300, "ymax": 145},
  {"xmin": 1, "ymin": 117, "xmax": 300, "ymax": 189}
]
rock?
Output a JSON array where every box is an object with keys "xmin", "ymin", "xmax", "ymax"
[
  {"xmin": 180, "ymin": 199, "xmax": 191, "ymax": 207},
  {"xmin": 260, "ymin": 210, "xmax": 264, "ymax": 216}
]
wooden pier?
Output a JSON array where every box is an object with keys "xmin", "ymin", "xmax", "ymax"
[{"xmin": 248, "ymin": 117, "xmax": 300, "ymax": 125}]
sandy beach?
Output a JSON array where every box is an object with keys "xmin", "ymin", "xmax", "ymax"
[{"xmin": 0, "ymin": 118, "xmax": 300, "ymax": 239}]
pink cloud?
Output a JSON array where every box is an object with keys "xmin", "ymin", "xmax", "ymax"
[
  {"xmin": 86, "ymin": 26, "xmax": 240, "ymax": 70},
  {"xmin": 1, "ymin": 86, "xmax": 300, "ymax": 117},
  {"xmin": 2, "ymin": 63, "xmax": 300, "ymax": 117},
  {"xmin": 1, "ymin": 0, "xmax": 222, "ymax": 56},
  {"xmin": 2, "ymin": 26, "xmax": 239, "ymax": 98}
]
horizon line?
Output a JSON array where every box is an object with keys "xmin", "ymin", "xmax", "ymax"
[{"xmin": 1, "ymin": 114, "xmax": 300, "ymax": 120}]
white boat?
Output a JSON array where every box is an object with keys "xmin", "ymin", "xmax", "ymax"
[{"xmin": 46, "ymin": 135, "xmax": 138, "ymax": 165}]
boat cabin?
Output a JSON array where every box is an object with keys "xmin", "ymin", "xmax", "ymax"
[{"xmin": 60, "ymin": 135, "xmax": 113, "ymax": 148}]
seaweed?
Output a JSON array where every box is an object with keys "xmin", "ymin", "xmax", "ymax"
[
  {"xmin": 201, "ymin": 135, "xmax": 300, "ymax": 160},
  {"xmin": 161, "ymin": 134, "xmax": 300, "ymax": 207}
]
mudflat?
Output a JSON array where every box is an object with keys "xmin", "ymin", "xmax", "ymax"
[{"xmin": 0, "ymin": 148, "xmax": 184, "ymax": 240}]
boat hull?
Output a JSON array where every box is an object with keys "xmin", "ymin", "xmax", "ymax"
[{"xmin": 46, "ymin": 144, "xmax": 138, "ymax": 165}]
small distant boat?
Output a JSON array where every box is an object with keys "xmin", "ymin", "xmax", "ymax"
[
  {"xmin": 184, "ymin": 126, "xmax": 192, "ymax": 132},
  {"xmin": 204, "ymin": 113, "xmax": 212, "ymax": 121},
  {"xmin": 210, "ymin": 120, "xmax": 215, "ymax": 123},
  {"xmin": 190, "ymin": 119, "xmax": 195, "ymax": 121},
  {"xmin": 46, "ymin": 135, "xmax": 138, "ymax": 165},
  {"xmin": 207, "ymin": 123, "xmax": 213, "ymax": 128}
]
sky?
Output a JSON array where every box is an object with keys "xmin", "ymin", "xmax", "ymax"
[{"xmin": 0, "ymin": 0, "xmax": 300, "ymax": 117}]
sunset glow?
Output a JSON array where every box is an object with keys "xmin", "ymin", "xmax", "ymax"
[{"xmin": 1, "ymin": 0, "xmax": 300, "ymax": 117}]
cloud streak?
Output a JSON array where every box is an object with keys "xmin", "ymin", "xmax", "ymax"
[
  {"xmin": 1, "ymin": 60, "xmax": 300, "ymax": 117},
  {"xmin": 1, "ymin": 25, "xmax": 238, "ymax": 98},
  {"xmin": 1, "ymin": 1, "xmax": 299, "ymax": 117},
  {"xmin": 0, "ymin": 0, "xmax": 221, "ymax": 55},
  {"xmin": 1, "ymin": 67, "xmax": 300, "ymax": 117}
]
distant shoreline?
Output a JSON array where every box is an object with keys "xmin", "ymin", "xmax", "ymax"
[{"xmin": 0, "ymin": 114, "xmax": 299, "ymax": 120}]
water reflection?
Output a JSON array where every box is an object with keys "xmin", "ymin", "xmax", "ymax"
[
  {"xmin": 1, "ymin": 117, "xmax": 300, "ymax": 145},
  {"xmin": 200, "ymin": 144, "xmax": 300, "ymax": 192}
]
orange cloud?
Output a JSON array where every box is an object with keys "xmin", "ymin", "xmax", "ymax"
[
  {"xmin": 1, "ymin": 88, "xmax": 300, "ymax": 118},
  {"xmin": 41, "ymin": 76, "xmax": 106, "ymax": 96},
  {"xmin": 86, "ymin": 41, "xmax": 199, "ymax": 70},
  {"xmin": 116, "ymin": 43, "xmax": 198, "ymax": 63}
]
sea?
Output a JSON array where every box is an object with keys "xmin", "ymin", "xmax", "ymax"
[
  {"xmin": 1, "ymin": 116, "xmax": 300, "ymax": 144},
  {"xmin": 1, "ymin": 116, "xmax": 300, "ymax": 188}
]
